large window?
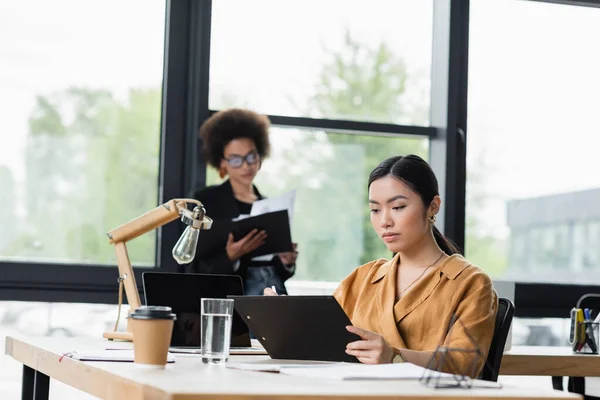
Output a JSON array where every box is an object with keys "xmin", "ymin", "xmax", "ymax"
[
  {"xmin": 466, "ymin": 0, "xmax": 600, "ymax": 284},
  {"xmin": 207, "ymin": 130, "xmax": 428, "ymax": 282},
  {"xmin": 0, "ymin": 0, "xmax": 166, "ymax": 266},
  {"xmin": 210, "ymin": 0, "xmax": 433, "ymax": 125},
  {"xmin": 207, "ymin": 0, "xmax": 437, "ymax": 283}
]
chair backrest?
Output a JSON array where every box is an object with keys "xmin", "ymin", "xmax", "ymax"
[{"xmin": 480, "ymin": 297, "xmax": 515, "ymax": 382}]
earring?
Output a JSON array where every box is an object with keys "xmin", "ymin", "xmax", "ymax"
[
  {"xmin": 218, "ymin": 167, "xmax": 227, "ymax": 179},
  {"xmin": 429, "ymin": 214, "xmax": 436, "ymax": 224}
]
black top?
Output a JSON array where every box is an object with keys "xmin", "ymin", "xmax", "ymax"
[
  {"xmin": 235, "ymin": 199, "xmax": 252, "ymax": 215},
  {"xmin": 185, "ymin": 180, "xmax": 295, "ymax": 286}
]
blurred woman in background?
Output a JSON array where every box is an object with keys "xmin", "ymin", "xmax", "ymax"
[{"xmin": 186, "ymin": 108, "xmax": 297, "ymax": 295}]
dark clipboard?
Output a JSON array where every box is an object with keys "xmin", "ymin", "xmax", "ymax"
[
  {"xmin": 196, "ymin": 210, "xmax": 293, "ymax": 259},
  {"xmin": 228, "ymin": 295, "xmax": 361, "ymax": 363}
]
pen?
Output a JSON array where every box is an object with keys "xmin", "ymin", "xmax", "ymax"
[
  {"xmin": 577, "ymin": 308, "xmax": 587, "ymax": 351},
  {"xmin": 271, "ymin": 285, "xmax": 277, "ymax": 294},
  {"xmin": 587, "ymin": 326, "xmax": 598, "ymax": 353},
  {"xmin": 583, "ymin": 309, "xmax": 598, "ymax": 353}
]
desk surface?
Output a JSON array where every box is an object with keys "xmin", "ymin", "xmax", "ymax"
[
  {"xmin": 501, "ymin": 346, "xmax": 600, "ymax": 377},
  {"xmin": 5, "ymin": 335, "xmax": 580, "ymax": 400}
]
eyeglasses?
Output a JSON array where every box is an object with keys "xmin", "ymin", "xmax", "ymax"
[{"xmin": 223, "ymin": 151, "xmax": 260, "ymax": 168}]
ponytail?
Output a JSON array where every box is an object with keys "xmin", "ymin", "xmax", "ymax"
[{"xmin": 432, "ymin": 225, "xmax": 461, "ymax": 255}]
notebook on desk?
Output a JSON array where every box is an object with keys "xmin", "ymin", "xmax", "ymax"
[
  {"xmin": 143, "ymin": 272, "xmax": 267, "ymax": 355},
  {"xmin": 229, "ymin": 295, "xmax": 361, "ymax": 362},
  {"xmin": 62, "ymin": 349, "xmax": 175, "ymax": 363}
]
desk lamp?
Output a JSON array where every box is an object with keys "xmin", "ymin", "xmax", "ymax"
[{"xmin": 102, "ymin": 199, "xmax": 213, "ymax": 341}]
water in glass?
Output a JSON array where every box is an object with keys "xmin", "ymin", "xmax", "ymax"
[{"xmin": 201, "ymin": 312, "xmax": 232, "ymax": 363}]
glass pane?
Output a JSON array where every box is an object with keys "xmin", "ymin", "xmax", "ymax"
[
  {"xmin": 210, "ymin": 0, "xmax": 432, "ymax": 125},
  {"xmin": 0, "ymin": 0, "xmax": 166, "ymax": 266},
  {"xmin": 512, "ymin": 317, "xmax": 570, "ymax": 347},
  {"xmin": 207, "ymin": 129, "xmax": 428, "ymax": 282},
  {"xmin": 466, "ymin": 0, "xmax": 600, "ymax": 283}
]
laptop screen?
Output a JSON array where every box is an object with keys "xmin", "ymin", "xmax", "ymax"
[{"xmin": 142, "ymin": 272, "xmax": 250, "ymax": 348}]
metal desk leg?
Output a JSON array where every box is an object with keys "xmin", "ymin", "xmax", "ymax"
[
  {"xmin": 21, "ymin": 365, "xmax": 50, "ymax": 400},
  {"xmin": 22, "ymin": 365, "xmax": 34, "ymax": 400},
  {"xmin": 33, "ymin": 370, "xmax": 50, "ymax": 400},
  {"xmin": 568, "ymin": 377, "xmax": 585, "ymax": 396},
  {"xmin": 552, "ymin": 376, "xmax": 564, "ymax": 391}
]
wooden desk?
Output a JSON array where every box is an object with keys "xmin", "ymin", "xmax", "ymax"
[
  {"xmin": 5, "ymin": 336, "xmax": 581, "ymax": 400},
  {"xmin": 500, "ymin": 346, "xmax": 600, "ymax": 377}
]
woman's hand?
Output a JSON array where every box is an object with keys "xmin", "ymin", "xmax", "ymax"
[
  {"xmin": 226, "ymin": 229, "xmax": 267, "ymax": 261},
  {"xmin": 345, "ymin": 326, "xmax": 394, "ymax": 364},
  {"xmin": 278, "ymin": 243, "xmax": 298, "ymax": 265},
  {"xmin": 263, "ymin": 287, "xmax": 279, "ymax": 296}
]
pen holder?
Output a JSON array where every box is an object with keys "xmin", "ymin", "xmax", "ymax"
[{"xmin": 574, "ymin": 321, "xmax": 599, "ymax": 354}]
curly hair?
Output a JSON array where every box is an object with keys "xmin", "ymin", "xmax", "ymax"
[{"xmin": 199, "ymin": 109, "xmax": 271, "ymax": 169}]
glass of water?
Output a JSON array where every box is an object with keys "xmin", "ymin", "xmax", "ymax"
[{"xmin": 200, "ymin": 298, "xmax": 234, "ymax": 364}]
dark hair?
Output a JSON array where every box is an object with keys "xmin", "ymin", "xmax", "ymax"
[
  {"xmin": 368, "ymin": 154, "xmax": 460, "ymax": 255},
  {"xmin": 199, "ymin": 109, "xmax": 271, "ymax": 169}
]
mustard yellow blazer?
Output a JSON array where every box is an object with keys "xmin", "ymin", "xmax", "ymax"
[{"xmin": 334, "ymin": 254, "xmax": 498, "ymax": 375}]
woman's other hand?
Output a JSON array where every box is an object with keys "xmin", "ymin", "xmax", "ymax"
[
  {"xmin": 278, "ymin": 243, "xmax": 298, "ymax": 265},
  {"xmin": 226, "ymin": 229, "xmax": 267, "ymax": 261},
  {"xmin": 345, "ymin": 326, "xmax": 394, "ymax": 364},
  {"xmin": 263, "ymin": 286, "xmax": 279, "ymax": 296}
]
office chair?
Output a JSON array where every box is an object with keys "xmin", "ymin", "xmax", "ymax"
[{"xmin": 480, "ymin": 297, "xmax": 515, "ymax": 382}]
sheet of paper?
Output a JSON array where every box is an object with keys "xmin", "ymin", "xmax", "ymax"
[
  {"xmin": 227, "ymin": 361, "xmax": 341, "ymax": 373},
  {"xmin": 233, "ymin": 214, "xmax": 251, "ymax": 221},
  {"xmin": 64, "ymin": 349, "xmax": 175, "ymax": 363},
  {"xmin": 250, "ymin": 254, "xmax": 276, "ymax": 262},
  {"xmin": 251, "ymin": 190, "xmax": 296, "ymax": 225},
  {"xmin": 227, "ymin": 361, "xmax": 501, "ymax": 387},
  {"xmin": 279, "ymin": 363, "xmax": 450, "ymax": 381}
]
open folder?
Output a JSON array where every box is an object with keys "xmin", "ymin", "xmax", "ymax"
[{"xmin": 197, "ymin": 210, "xmax": 293, "ymax": 259}]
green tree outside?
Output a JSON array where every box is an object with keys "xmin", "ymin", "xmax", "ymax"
[
  {"xmin": 310, "ymin": 31, "xmax": 428, "ymax": 266},
  {"xmin": 5, "ymin": 87, "xmax": 161, "ymax": 266}
]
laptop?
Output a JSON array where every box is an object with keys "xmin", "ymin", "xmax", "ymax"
[
  {"xmin": 229, "ymin": 295, "xmax": 361, "ymax": 362},
  {"xmin": 142, "ymin": 272, "xmax": 266, "ymax": 355}
]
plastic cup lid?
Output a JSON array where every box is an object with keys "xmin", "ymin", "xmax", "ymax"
[{"xmin": 128, "ymin": 306, "xmax": 177, "ymax": 320}]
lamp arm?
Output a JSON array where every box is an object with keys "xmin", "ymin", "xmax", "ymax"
[{"xmin": 107, "ymin": 199, "xmax": 203, "ymax": 244}]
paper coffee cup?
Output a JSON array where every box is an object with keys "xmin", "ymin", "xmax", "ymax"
[{"xmin": 129, "ymin": 306, "xmax": 176, "ymax": 369}]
